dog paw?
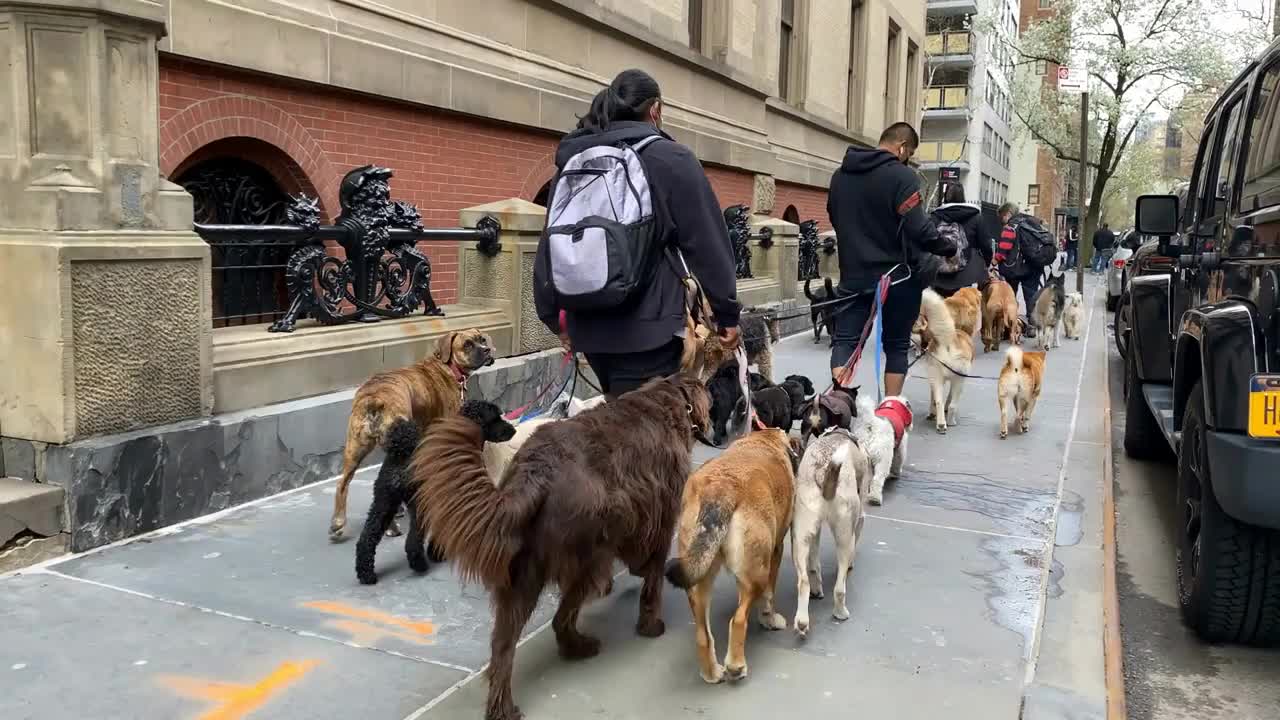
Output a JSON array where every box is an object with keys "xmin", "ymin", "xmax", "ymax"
[
  {"xmin": 407, "ymin": 552, "xmax": 429, "ymax": 573},
  {"xmin": 636, "ymin": 616, "xmax": 666, "ymax": 638},
  {"xmin": 759, "ymin": 612, "xmax": 787, "ymax": 631},
  {"xmin": 725, "ymin": 663, "xmax": 749, "ymax": 682},
  {"xmin": 357, "ymin": 571, "xmax": 378, "ymax": 586},
  {"xmin": 485, "ymin": 705, "xmax": 523, "ymax": 720},
  {"xmin": 868, "ymin": 492, "xmax": 883, "ymax": 506},
  {"xmin": 1020, "ymin": 422, "xmax": 1030, "ymax": 434},
  {"xmin": 808, "ymin": 582, "xmax": 824, "ymax": 599},
  {"xmin": 833, "ymin": 604, "xmax": 850, "ymax": 621},
  {"xmin": 328, "ymin": 519, "xmax": 347, "ymax": 543},
  {"xmin": 935, "ymin": 423, "xmax": 948, "ymax": 435},
  {"xmin": 999, "ymin": 428, "xmax": 1008, "ymax": 439},
  {"xmin": 557, "ymin": 634, "xmax": 602, "ymax": 660},
  {"xmin": 701, "ymin": 664, "xmax": 727, "ymax": 684},
  {"xmin": 794, "ymin": 616, "xmax": 809, "ymax": 639}
]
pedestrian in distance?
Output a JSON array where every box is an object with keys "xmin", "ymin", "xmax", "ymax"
[
  {"xmin": 1091, "ymin": 222, "xmax": 1116, "ymax": 273},
  {"xmin": 534, "ymin": 69, "xmax": 741, "ymax": 400},
  {"xmin": 994, "ymin": 204, "xmax": 1057, "ymax": 339},
  {"xmin": 826, "ymin": 122, "xmax": 957, "ymax": 397}
]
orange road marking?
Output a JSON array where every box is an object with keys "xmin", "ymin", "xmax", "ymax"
[
  {"xmin": 323, "ymin": 618, "xmax": 435, "ymax": 646},
  {"xmin": 158, "ymin": 659, "xmax": 319, "ymax": 720},
  {"xmin": 300, "ymin": 600, "xmax": 436, "ymax": 637}
]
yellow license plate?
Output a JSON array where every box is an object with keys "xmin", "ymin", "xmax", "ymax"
[{"xmin": 1248, "ymin": 375, "xmax": 1280, "ymax": 439}]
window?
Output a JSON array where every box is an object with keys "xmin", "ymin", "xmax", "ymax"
[
  {"xmin": 688, "ymin": 0, "xmax": 704, "ymax": 52},
  {"xmin": 1243, "ymin": 60, "xmax": 1280, "ymax": 210},
  {"xmin": 1035, "ymin": 60, "xmax": 1048, "ymax": 76},
  {"xmin": 847, "ymin": 0, "xmax": 865, "ymax": 130},
  {"xmin": 906, "ymin": 41, "xmax": 920, "ymax": 121},
  {"xmin": 1207, "ymin": 95, "xmax": 1245, "ymax": 218},
  {"xmin": 983, "ymin": 124, "xmax": 993, "ymax": 157},
  {"xmin": 1038, "ymin": 0, "xmax": 1052, "ymax": 7},
  {"xmin": 1028, "ymin": 184, "xmax": 1041, "ymax": 205},
  {"xmin": 885, "ymin": 21, "xmax": 901, "ymax": 124},
  {"xmin": 780, "ymin": 0, "xmax": 795, "ymax": 100}
]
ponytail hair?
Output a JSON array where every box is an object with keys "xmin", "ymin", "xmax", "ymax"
[{"xmin": 577, "ymin": 69, "xmax": 662, "ymax": 130}]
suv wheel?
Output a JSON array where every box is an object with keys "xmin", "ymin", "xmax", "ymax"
[
  {"xmin": 1176, "ymin": 382, "xmax": 1280, "ymax": 646},
  {"xmin": 1123, "ymin": 341, "xmax": 1171, "ymax": 460},
  {"xmin": 1106, "ymin": 292, "xmax": 1119, "ymax": 312}
]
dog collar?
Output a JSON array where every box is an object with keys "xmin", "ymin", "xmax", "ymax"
[
  {"xmin": 448, "ymin": 362, "xmax": 469, "ymax": 401},
  {"xmin": 875, "ymin": 399, "xmax": 912, "ymax": 447}
]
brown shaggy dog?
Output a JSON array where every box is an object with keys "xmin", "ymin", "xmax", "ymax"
[
  {"xmin": 328, "ymin": 329, "xmax": 494, "ymax": 542},
  {"xmin": 666, "ymin": 429, "xmax": 799, "ymax": 684},
  {"xmin": 981, "ymin": 279, "xmax": 1021, "ymax": 353},
  {"xmin": 410, "ymin": 374, "xmax": 711, "ymax": 720},
  {"xmin": 945, "ymin": 287, "xmax": 983, "ymax": 338}
]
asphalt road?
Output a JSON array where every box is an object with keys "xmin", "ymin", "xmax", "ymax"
[{"xmin": 1108, "ymin": 323, "xmax": 1280, "ymax": 719}]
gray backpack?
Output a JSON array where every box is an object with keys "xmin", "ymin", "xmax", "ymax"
[{"xmin": 542, "ymin": 136, "xmax": 664, "ymax": 311}]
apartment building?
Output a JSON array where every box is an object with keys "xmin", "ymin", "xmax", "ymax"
[
  {"xmin": 153, "ymin": 0, "xmax": 929, "ymax": 302},
  {"xmin": 917, "ymin": 0, "xmax": 1019, "ymax": 208},
  {"xmin": 1008, "ymin": 0, "xmax": 1068, "ymax": 232}
]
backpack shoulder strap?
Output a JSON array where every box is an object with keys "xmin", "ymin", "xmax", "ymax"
[{"xmin": 631, "ymin": 135, "xmax": 663, "ymax": 153}]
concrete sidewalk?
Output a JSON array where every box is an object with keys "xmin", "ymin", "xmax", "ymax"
[{"xmin": 0, "ymin": 279, "xmax": 1110, "ymax": 720}]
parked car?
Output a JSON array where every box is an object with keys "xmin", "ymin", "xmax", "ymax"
[
  {"xmin": 1113, "ymin": 238, "xmax": 1175, "ymax": 359},
  {"xmin": 1106, "ymin": 229, "xmax": 1143, "ymax": 311},
  {"xmin": 1124, "ymin": 49, "xmax": 1280, "ymax": 647}
]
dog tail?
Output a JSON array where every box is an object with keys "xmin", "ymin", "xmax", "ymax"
[
  {"xmin": 804, "ymin": 277, "xmax": 818, "ymax": 301},
  {"xmin": 919, "ymin": 288, "xmax": 958, "ymax": 341},
  {"xmin": 410, "ymin": 416, "xmax": 544, "ymax": 590},
  {"xmin": 822, "ymin": 441, "xmax": 850, "ymax": 500},
  {"xmin": 665, "ymin": 498, "xmax": 735, "ymax": 589},
  {"xmin": 384, "ymin": 418, "xmax": 420, "ymax": 464},
  {"xmin": 1004, "ymin": 346, "xmax": 1024, "ymax": 374}
]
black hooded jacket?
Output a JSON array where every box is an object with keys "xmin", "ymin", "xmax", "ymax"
[
  {"xmin": 533, "ymin": 121, "xmax": 740, "ymax": 355},
  {"xmin": 827, "ymin": 147, "xmax": 955, "ymax": 291},
  {"xmin": 929, "ymin": 202, "xmax": 994, "ymax": 292}
]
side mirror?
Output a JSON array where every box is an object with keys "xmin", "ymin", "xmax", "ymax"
[{"xmin": 1135, "ymin": 194, "xmax": 1181, "ymax": 257}]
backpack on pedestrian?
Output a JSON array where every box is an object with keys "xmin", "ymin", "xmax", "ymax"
[
  {"xmin": 996, "ymin": 223, "xmax": 1024, "ymax": 278},
  {"xmin": 933, "ymin": 218, "xmax": 969, "ymax": 274},
  {"xmin": 541, "ymin": 136, "xmax": 665, "ymax": 311},
  {"xmin": 1017, "ymin": 219, "xmax": 1058, "ymax": 268}
]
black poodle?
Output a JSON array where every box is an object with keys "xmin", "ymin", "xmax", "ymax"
[
  {"xmin": 708, "ymin": 364, "xmax": 812, "ymax": 441},
  {"xmin": 355, "ymin": 401, "xmax": 515, "ymax": 585}
]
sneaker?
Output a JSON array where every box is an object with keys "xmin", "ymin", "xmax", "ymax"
[{"xmin": 1023, "ymin": 323, "xmax": 1038, "ymax": 339}]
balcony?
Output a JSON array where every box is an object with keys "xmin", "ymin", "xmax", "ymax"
[
  {"xmin": 915, "ymin": 140, "xmax": 968, "ymax": 170},
  {"xmin": 927, "ymin": 0, "xmax": 979, "ymax": 15},
  {"xmin": 922, "ymin": 85, "xmax": 970, "ymax": 119},
  {"xmin": 925, "ymin": 32, "xmax": 974, "ymax": 66}
]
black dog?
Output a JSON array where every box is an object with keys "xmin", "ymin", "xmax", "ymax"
[
  {"xmin": 354, "ymin": 404, "xmax": 516, "ymax": 585},
  {"xmin": 708, "ymin": 363, "xmax": 807, "ymax": 441},
  {"xmin": 804, "ymin": 277, "xmax": 837, "ymax": 346},
  {"xmin": 800, "ymin": 383, "xmax": 859, "ymax": 446},
  {"xmin": 780, "ymin": 374, "xmax": 815, "ymax": 420}
]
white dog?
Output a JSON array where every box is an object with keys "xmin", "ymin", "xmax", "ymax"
[
  {"xmin": 851, "ymin": 392, "xmax": 912, "ymax": 506},
  {"xmin": 483, "ymin": 395, "xmax": 605, "ymax": 482},
  {"xmin": 1062, "ymin": 292, "xmax": 1085, "ymax": 340},
  {"xmin": 914, "ymin": 288, "xmax": 975, "ymax": 433},
  {"xmin": 791, "ymin": 430, "xmax": 873, "ymax": 637}
]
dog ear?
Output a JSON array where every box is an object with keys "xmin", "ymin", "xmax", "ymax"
[{"xmin": 434, "ymin": 332, "xmax": 457, "ymax": 364}]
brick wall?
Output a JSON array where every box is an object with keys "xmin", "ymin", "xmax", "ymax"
[
  {"xmin": 704, "ymin": 166, "xmax": 755, "ymax": 208},
  {"xmin": 775, "ymin": 180, "xmax": 830, "ymax": 231}
]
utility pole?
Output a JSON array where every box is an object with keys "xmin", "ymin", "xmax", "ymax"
[{"xmin": 1077, "ymin": 91, "xmax": 1088, "ymax": 294}]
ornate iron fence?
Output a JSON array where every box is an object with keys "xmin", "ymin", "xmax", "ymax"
[
  {"xmin": 193, "ymin": 165, "xmax": 501, "ymax": 332},
  {"xmin": 797, "ymin": 219, "xmax": 820, "ymax": 281},
  {"xmin": 724, "ymin": 204, "xmax": 773, "ymax": 280}
]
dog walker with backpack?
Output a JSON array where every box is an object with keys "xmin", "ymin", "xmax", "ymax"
[
  {"xmin": 996, "ymin": 216, "xmax": 1056, "ymax": 277},
  {"xmin": 542, "ymin": 136, "xmax": 665, "ymax": 311}
]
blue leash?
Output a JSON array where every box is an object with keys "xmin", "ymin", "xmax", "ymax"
[{"xmin": 872, "ymin": 279, "xmax": 885, "ymax": 403}]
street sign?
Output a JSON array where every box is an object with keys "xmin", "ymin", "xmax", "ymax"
[
  {"xmin": 940, "ymin": 167, "xmax": 960, "ymax": 182},
  {"xmin": 1058, "ymin": 65, "xmax": 1086, "ymax": 94}
]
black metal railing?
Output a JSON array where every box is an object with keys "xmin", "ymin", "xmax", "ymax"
[
  {"xmin": 194, "ymin": 165, "xmax": 501, "ymax": 333},
  {"xmin": 798, "ymin": 219, "xmax": 820, "ymax": 281},
  {"xmin": 724, "ymin": 204, "xmax": 774, "ymax": 280}
]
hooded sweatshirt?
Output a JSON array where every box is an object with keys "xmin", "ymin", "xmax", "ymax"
[
  {"xmin": 533, "ymin": 121, "xmax": 740, "ymax": 355},
  {"xmin": 930, "ymin": 202, "xmax": 994, "ymax": 292},
  {"xmin": 827, "ymin": 147, "xmax": 954, "ymax": 291}
]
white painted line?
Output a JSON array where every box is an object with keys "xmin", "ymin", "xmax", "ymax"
[
  {"xmin": 864, "ymin": 513, "xmax": 1042, "ymax": 543},
  {"xmin": 34, "ymin": 568, "xmax": 475, "ymax": 674},
  {"xmin": 1022, "ymin": 278, "xmax": 1099, "ymax": 683},
  {"xmin": 0, "ymin": 464, "xmax": 381, "ymax": 581}
]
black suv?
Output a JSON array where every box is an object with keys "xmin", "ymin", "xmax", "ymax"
[{"xmin": 1126, "ymin": 48, "xmax": 1280, "ymax": 645}]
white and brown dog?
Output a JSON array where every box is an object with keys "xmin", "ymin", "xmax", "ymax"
[
  {"xmin": 1062, "ymin": 292, "xmax": 1085, "ymax": 340},
  {"xmin": 998, "ymin": 346, "xmax": 1046, "ymax": 438},
  {"xmin": 915, "ymin": 288, "xmax": 975, "ymax": 433}
]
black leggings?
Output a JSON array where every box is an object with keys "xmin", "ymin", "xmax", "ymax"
[
  {"xmin": 830, "ymin": 276, "xmax": 923, "ymax": 376},
  {"xmin": 583, "ymin": 338, "xmax": 684, "ymax": 398}
]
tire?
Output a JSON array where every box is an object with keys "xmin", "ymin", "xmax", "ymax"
[
  {"xmin": 1176, "ymin": 382, "xmax": 1280, "ymax": 646},
  {"xmin": 1114, "ymin": 293, "xmax": 1130, "ymax": 360},
  {"xmin": 1123, "ymin": 343, "xmax": 1172, "ymax": 460},
  {"xmin": 1106, "ymin": 292, "xmax": 1119, "ymax": 312}
]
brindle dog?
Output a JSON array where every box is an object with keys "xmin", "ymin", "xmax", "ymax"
[{"xmin": 328, "ymin": 329, "xmax": 494, "ymax": 542}]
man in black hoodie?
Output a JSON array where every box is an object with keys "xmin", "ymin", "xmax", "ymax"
[
  {"xmin": 827, "ymin": 123, "xmax": 956, "ymax": 396},
  {"xmin": 533, "ymin": 70, "xmax": 740, "ymax": 399}
]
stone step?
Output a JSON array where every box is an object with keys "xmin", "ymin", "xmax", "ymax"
[{"xmin": 0, "ymin": 476, "xmax": 64, "ymax": 547}]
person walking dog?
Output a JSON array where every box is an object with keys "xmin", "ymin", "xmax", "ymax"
[
  {"xmin": 929, "ymin": 183, "xmax": 993, "ymax": 298},
  {"xmin": 534, "ymin": 69, "xmax": 740, "ymax": 399},
  {"xmin": 826, "ymin": 122, "xmax": 956, "ymax": 396}
]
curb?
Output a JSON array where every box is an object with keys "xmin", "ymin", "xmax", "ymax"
[{"xmin": 1102, "ymin": 327, "xmax": 1127, "ymax": 719}]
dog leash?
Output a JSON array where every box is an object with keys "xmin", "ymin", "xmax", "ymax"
[{"xmin": 502, "ymin": 352, "xmax": 576, "ymax": 422}]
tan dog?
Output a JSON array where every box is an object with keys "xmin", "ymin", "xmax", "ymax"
[
  {"xmin": 981, "ymin": 279, "xmax": 1021, "ymax": 352},
  {"xmin": 998, "ymin": 346, "xmax": 1046, "ymax": 438},
  {"xmin": 665, "ymin": 429, "xmax": 798, "ymax": 683},
  {"xmin": 915, "ymin": 288, "xmax": 976, "ymax": 433},
  {"xmin": 945, "ymin": 287, "xmax": 983, "ymax": 338},
  {"xmin": 681, "ymin": 277, "xmax": 777, "ymax": 382},
  {"xmin": 328, "ymin": 329, "xmax": 494, "ymax": 541}
]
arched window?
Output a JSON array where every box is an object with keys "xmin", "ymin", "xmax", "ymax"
[
  {"xmin": 782, "ymin": 204, "xmax": 800, "ymax": 224},
  {"xmin": 533, "ymin": 179, "xmax": 552, "ymax": 207}
]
